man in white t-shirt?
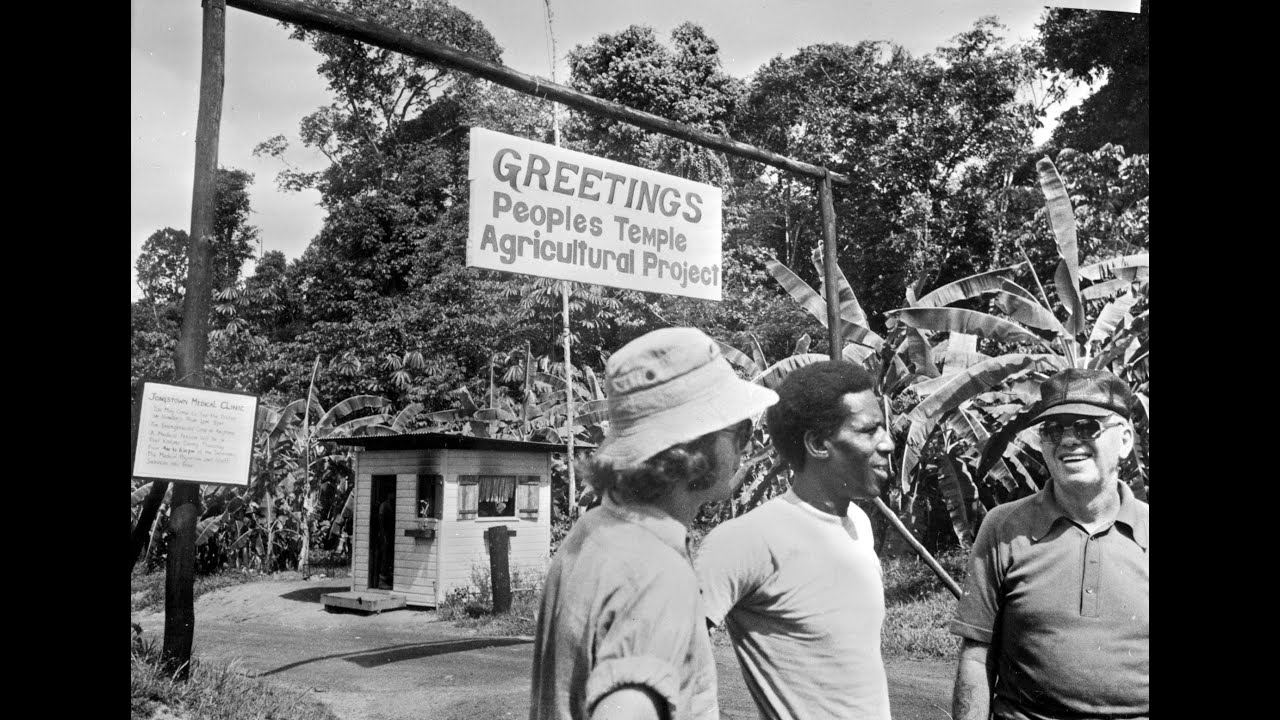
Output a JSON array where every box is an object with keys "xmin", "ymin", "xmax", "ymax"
[{"xmin": 696, "ymin": 360, "xmax": 894, "ymax": 720}]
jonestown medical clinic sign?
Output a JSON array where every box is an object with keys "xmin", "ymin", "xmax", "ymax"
[
  {"xmin": 132, "ymin": 382, "xmax": 259, "ymax": 487},
  {"xmin": 467, "ymin": 127, "xmax": 724, "ymax": 301}
]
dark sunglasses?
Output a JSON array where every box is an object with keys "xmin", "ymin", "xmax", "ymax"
[{"xmin": 1038, "ymin": 417, "xmax": 1122, "ymax": 444}]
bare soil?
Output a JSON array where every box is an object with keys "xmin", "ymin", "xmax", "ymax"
[{"xmin": 132, "ymin": 575, "xmax": 954, "ymax": 720}]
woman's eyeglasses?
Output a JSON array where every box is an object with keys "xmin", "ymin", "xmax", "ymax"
[{"xmin": 1038, "ymin": 417, "xmax": 1122, "ymax": 444}]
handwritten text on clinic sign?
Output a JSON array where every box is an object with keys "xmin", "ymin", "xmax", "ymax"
[
  {"xmin": 467, "ymin": 127, "xmax": 724, "ymax": 301},
  {"xmin": 133, "ymin": 383, "xmax": 257, "ymax": 486}
]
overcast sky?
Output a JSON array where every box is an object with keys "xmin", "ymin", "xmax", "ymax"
[{"xmin": 131, "ymin": 1, "xmax": 1128, "ymax": 302}]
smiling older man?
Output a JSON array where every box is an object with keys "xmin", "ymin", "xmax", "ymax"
[{"xmin": 950, "ymin": 368, "xmax": 1149, "ymax": 720}]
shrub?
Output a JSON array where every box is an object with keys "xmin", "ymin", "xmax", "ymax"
[{"xmin": 437, "ymin": 563, "xmax": 545, "ymax": 635}]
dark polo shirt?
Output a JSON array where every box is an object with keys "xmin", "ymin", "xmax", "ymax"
[{"xmin": 951, "ymin": 481, "xmax": 1149, "ymax": 720}]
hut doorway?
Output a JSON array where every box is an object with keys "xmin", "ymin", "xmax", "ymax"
[{"xmin": 370, "ymin": 474, "xmax": 396, "ymax": 590}]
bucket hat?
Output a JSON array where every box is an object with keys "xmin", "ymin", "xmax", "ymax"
[
  {"xmin": 593, "ymin": 327, "xmax": 779, "ymax": 469},
  {"xmin": 1030, "ymin": 367, "xmax": 1134, "ymax": 423}
]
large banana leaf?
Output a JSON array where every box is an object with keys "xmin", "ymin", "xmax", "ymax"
[
  {"xmin": 1080, "ymin": 253, "xmax": 1150, "ymax": 282},
  {"xmin": 131, "ymin": 482, "xmax": 153, "ymax": 507},
  {"xmin": 887, "ymin": 307, "xmax": 1049, "ymax": 348},
  {"xmin": 195, "ymin": 516, "xmax": 221, "ymax": 547},
  {"xmin": 946, "ymin": 406, "xmax": 990, "ymax": 448},
  {"xmin": 267, "ymin": 399, "xmax": 309, "ymax": 436},
  {"xmin": 909, "ymin": 371, "xmax": 959, "ymax": 400},
  {"xmin": 1110, "ymin": 266, "xmax": 1149, "ymax": 282},
  {"xmin": 897, "ymin": 326, "xmax": 938, "ymax": 378},
  {"xmin": 766, "ymin": 255, "xmax": 884, "ymax": 349},
  {"xmin": 899, "ymin": 353, "xmax": 1064, "ymax": 492},
  {"xmin": 533, "ymin": 373, "xmax": 593, "ymax": 401},
  {"xmin": 990, "ymin": 290, "xmax": 1068, "ymax": 336},
  {"xmin": 937, "ymin": 454, "xmax": 977, "ymax": 544},
  {"xmin": 1088, "ymin": 310, "xmax": 1147, "ymax": 371},
  {"xmin": 912, "ymin": 264, "xmax": 1023, "ymax": 308},
  {"xmin": 319, "ymin": 414, "xmax": 393, "ymax": 438},
  {"xmin": 752, "ymin": 353, "xmax": 828, "ymax": 390},
  {"xmin": 1003, "ymin": 452, "xmax": 1040, "ymax": 493},
  {"xmin": 390, "ymin": 403, "xmax": 423, "ymax": 433},
  {"xmin": 1082, "ymin": 278, "xmax": 1131, "ymax": 301},
  {"xmin": 528, "ymin": 427, "xmax": 564, "ymax": 443},
  {"xmin": 453, "ymin": 387, "xmax": 480, "ymax": 414},
  {"xmin": 842, "ymin": 343, "xmax": 876, "ymax": 366},
  {"xmin": 749, "ymin": 334, "xmax": 767, "ymax": 373},
  {"xmin": 255, "ymin": 406, "xmax": 280, "ymax": 434},
  {"xmin": 1037, "ymin": 158, "xmax": 1085, "ymax": 335},
  {"xmin": 809, "ymin": 246, "xmax": 870, "ymax": 327},
  {"xmin": 1088, "ymin": 293, "xmax": 1139, "ymax": 346},
  {"xmin": 574, "ymin": 398, "xmax": 611, "ymax": 428},
  {"xmin": 716, "ymin": 339, "xmax": 760, "ymax": 376},
  {"xmin": 474, "ymin": 407, "xmax": 519, "ymax": 423},
  {"xmin": 422, "ymin": 408, "xmax": 465, "ymax": 423},
  {"xmin": 318, "ymin": 395, "xmax": 389, "ymax": 430},
  {"xmin": 949, "ymin": 333, "xmax": 978, "ymax": 354},
  {"xmin": 582, "ymin": 366, "xmax": 605, "ymax": 401}
]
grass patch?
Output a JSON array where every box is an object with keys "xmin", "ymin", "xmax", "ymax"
[
  {"xmin": 880, "ymin": 547, "xmax": 969, "ymax": 661},
  {"xmin": 131, "ymin": 635, "xmax": 339, "ymax": 720},
  {"xmin": 131, "ymin": 568, "xmax": 261, "ymax": 615},
  {"xmin": 131, "ymin": 549, "xmax": 352, "ymax": 615},
  {"xmin": 436, "ymin": 565, "xmax": 543, "ymax": 636}
]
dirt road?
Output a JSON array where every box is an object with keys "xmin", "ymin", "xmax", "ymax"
[{"xmin": 133, "ymin": 576, "xmax": 954, "ymax": 720}]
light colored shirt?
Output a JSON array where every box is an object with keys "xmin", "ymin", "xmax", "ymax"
[
  {"xmin": 529, "ymin": 493, "xmax": 718, "ymax": 720},
  {"xmin": 696, "ymin": 490, "xmax": 890, "ymax": 720},
  {"xmin": 950, "ymin": 480, "xmax": 1149, "ymax": 720}
]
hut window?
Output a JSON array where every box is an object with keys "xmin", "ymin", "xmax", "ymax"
[
  {"xmin": 417, "ymin": 474, "xmax": 443, "ymax": 520},
  {"xmin": 457, "ymin": 476, "xmax": 517, "ymax": 519},
  {"xmin": 516, "ymin": 477, "xmax": 540, "ymax": 520}
]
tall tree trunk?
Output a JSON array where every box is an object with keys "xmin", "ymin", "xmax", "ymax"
[{"xmin": 162, "ymin": 0, "xmax": 225, "ymax": 679}]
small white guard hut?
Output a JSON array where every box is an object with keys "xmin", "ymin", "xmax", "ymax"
[{"xmin": 322, "ymin": 432, "xmax": 574, "ymax": 611}]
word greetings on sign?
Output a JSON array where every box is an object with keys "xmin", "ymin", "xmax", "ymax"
[{"xmin": 467, "ymin": 127, "xmax": 724, "ymax": 300}]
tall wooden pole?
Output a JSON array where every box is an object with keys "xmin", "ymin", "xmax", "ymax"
[
  {"xmin": 544, "ymin": 0, "xmax": 576, "ymax": 519},
  {"xmin": 225, "ymin": 0, "xmax": 848, "ymax": 186},
  {"xmin": 819, "ymin": 174, "xmax": 841, "ymax": 355},
  {"xmin": 164, "ymin": 0, "xmax": 226, "ymax": 676},
  {"xmin": 818, "ymin": 174, "xmax": 961, "ymax": 600}
]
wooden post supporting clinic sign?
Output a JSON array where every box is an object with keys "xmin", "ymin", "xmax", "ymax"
[
  {"xmin": 132, "ymin": 382, "xmax": 258, "ymax": 487},
  {"xmin": 468, "ymin": 127, "xmax": 724, "ymax": 301}
]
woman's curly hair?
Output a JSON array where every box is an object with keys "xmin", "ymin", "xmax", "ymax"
[{"xmin": 580, "ymin": 429, "xmax": 724, "ymax": 504}]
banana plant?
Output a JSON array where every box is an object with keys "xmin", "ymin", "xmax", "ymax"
[{"xmin": 883, "ymin": 157, "xmax": 1150, "ymax": 540}]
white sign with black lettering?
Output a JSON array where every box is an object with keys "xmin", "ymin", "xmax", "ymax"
[
  {"xmin": 132, "ymin": 382, "xmax": 258, "ymax": 486},
  {"xmin": 467, "ymin": 127, "xmax": 724, "ymax": 300}
]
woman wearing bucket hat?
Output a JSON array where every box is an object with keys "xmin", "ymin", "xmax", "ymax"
[{"xmin": 528, "ymin": 327, "xmax": 779, "ymax": 720}]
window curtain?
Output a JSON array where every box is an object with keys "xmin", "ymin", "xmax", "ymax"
[{"xmin": 479, "ymin": 476, "xmax": 516, "ymax": 503}]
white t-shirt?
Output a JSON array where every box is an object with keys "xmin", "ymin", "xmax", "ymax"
[{"xmin": 695, "ymin": 489, "xmax": 890, "ymax": 720}]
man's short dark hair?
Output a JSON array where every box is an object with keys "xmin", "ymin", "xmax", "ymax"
[{"xmin": 767, "ymin": 360, "xmax": 875, "ymax": 471}]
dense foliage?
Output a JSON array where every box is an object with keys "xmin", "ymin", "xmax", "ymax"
[{"xmin": 132, "ymin": 1, "xmax": 1148, "ymax": 568}]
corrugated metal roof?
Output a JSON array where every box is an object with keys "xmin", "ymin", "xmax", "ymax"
[{"xmin": 325, "ymin": 431, "xmax": 593, "ymax": 454}]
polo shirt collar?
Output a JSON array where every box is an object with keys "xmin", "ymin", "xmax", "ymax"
[
  {"xmin": 1114, "ymin": 481, "xmax": 1149, "ymax": 549},
  {"xmin": 599, "ymin": 491, "xmax": 689, "ymax": 555},
  {"xmin": 1029, "ymin": 480, "xmax": 1149, "ymax": 549}
]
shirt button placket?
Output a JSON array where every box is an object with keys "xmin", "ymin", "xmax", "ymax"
[{"xmin": 1081, "ymin": 534, "xmax": 1101, "ymax": 618}]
